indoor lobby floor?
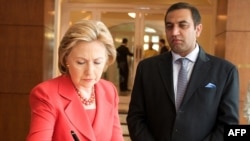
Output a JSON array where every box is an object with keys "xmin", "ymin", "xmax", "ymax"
[{"xmin": 118, "ymin": 91, "xmax": 131, "ymax": 141}]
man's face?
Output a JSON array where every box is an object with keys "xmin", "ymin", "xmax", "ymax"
[{"xmin": 165, "ymin": 9, "xmax": 202, "ymax": 56}]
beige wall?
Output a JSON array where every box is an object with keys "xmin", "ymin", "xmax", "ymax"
[
  {"xmin": 0, "ymin": 0, "xmax": 55, "ymax": 140},
  {"xmin": 215, "ymin": 0, "xmax": 250, "ymax": 124}
]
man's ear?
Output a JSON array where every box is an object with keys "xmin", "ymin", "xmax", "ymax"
[{"xmin": 196, "ymin": 23, "xmax": 202, "ymax": 37}]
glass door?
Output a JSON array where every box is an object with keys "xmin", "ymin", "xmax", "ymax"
[
  {"xmin": 142, "ymin": 12, "xmax": 166, "ymax": 58},
  {"xmin": 101, "ymin": 11, "xmax": 135, "ymax": 91},
  {"xmin": 101, "ymin": 11, "xmax": 166, "ymax": 92}
]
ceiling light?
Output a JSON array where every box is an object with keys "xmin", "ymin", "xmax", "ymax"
[{"xmin": 128, "ymin": 12, "xmax": 136, "ymax": 18}]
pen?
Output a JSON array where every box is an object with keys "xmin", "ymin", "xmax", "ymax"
[{"xmin": 71, "ymin": 130, "xmax": 80, "ymax": 141}]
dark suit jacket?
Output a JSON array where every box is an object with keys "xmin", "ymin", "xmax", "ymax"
[
  {"xmin": 127, "ymin": 47, "xmax": 239, "ymax": 141},
  {"xmin": 116, "ymin": 45, "xmax": 133, "ymax": 65}
]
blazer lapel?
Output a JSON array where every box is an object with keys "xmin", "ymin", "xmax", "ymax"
[
  {"xmin": 58, "ymin": 75, "xmax": 95, "ymax": 141},
  {"xmin": 91, "ymin": 83, "xmax": 112, "ymax": 135},
  {"xmin": 181, "ymin": 47, "xmax": 210, "ymax": 107},
  {"xmin": 158, "ymin": 53, "xmax": 175, "ymax": 104}
]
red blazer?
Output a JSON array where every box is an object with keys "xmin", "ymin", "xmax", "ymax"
[{"xmin": 27, "ymin": 75, "xmax": 124, "ymax": 141}]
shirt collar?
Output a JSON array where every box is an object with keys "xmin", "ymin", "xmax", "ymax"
[{"xmin": 172, "ymin": 43, "xmax": 199, "ymax": 63}]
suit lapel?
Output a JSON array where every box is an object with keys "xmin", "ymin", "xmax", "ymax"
[
  {"xmin": 181, "ymin": 48, "xmax": 210, "ymax": 107},
  {"xmin": 92, "ymin": 82, "xmax": 112, "ymax": 136},
  {"xmin": 158, "ymin": 53, "xmax": 175, "ymax": 104},
  {"xmin": 58, "ymin": 75, "xmax": 95, "ymax": 141}
]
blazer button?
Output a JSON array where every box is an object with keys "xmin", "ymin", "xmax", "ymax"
[{"xmin": 177, "ymin": 110, "xmax": 184, "ymax": 113}]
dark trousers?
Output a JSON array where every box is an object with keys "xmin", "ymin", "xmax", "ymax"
[{"xmin": 118, "ymin": 62, "xmax": 129, "ymax": 91}]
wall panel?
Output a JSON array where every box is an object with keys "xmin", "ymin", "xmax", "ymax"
[{"xmin": 0, "ymin": 0, "xmax": 55, "ymax": 140}]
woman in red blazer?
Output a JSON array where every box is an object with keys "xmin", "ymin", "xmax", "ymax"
[{"xmin": 26, "ymin": 20, "xmax": 124, "ymax": 141}]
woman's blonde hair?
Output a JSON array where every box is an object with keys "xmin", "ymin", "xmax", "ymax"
[{"xmin": 58, "ymin": 19, "xmax": 116, "ymax": 74}]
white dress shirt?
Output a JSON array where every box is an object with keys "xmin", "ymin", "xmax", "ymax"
[{"xmin": 172, "ymin": 44, "xmax": 199, "ymax": 101}]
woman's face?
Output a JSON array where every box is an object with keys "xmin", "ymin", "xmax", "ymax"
[{"xmin": 66, "ymin": 40, "xmax": 108, "ymax": 89}]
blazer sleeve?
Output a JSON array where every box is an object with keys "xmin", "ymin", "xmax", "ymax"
[
  {"xmin": 110, "ymin": 86, "xmax": 125, "ymax": 141},
  {"xmin": 26, "ymin": 85, "xmax": 57, "ymax": 141}
]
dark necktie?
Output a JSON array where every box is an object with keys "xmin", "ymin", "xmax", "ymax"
[{"xmin": 176, "ymin": 58, "xmax": 189, "ymax": 110}]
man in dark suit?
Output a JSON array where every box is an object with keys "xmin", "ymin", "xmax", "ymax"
[
  {"xmin": 159, "ymin": 38, "xmax": 170, "ymax": 54},
  {"xmin": 127, "ymin": 2, "xmax": 239, "ymax": 141},
  {"xmin": 116, "ymin": 38, "xmax": 133, "ymax": 92}
]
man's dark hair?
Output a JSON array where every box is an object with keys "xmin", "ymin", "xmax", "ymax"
[
  {"xmin": 165, "ymin": 2, "xmax": 201, "ymax": 26},
  {"xmin": 159, "ymin": 38, "xmax": 165, "ymax": 44},
  {"xmin": 122, "ymin": 38, "xmax": 128, "ymax": 44}
]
